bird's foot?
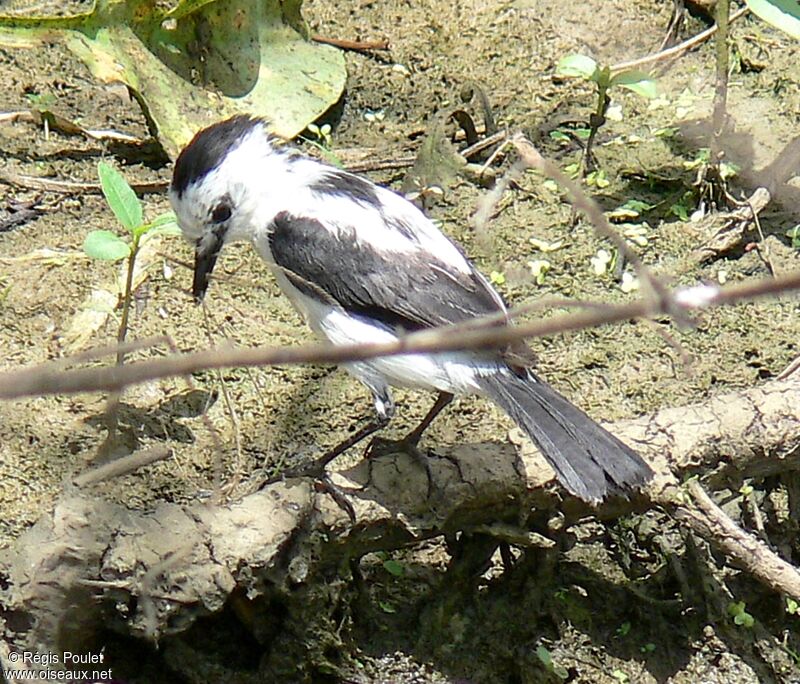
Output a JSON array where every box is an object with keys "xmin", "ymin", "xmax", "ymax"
[
  {"xmin": 260, "ymin": 459, "xmax": 357, "ymax": 522},
  {"xmin": 365, "ymin": 436, "xmax": 435, "ymax": 498}
]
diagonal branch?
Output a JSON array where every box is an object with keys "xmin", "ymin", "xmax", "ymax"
[{"xmin": 2, "ymin": 269, "xmax": 800, "ymax": 400}]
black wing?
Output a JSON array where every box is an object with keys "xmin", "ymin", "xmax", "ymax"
[{"xmin": 268, "ymin": 211, "xmax": 504, "ymax": 332}]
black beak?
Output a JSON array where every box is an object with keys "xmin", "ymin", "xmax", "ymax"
[{"xmin": 192, "ymin": 235, "xmax": 224, "ymax": 302}]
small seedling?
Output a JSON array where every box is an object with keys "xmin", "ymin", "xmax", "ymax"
[
  {"xmin": 84, "ymin": 163, "xmax": 180, "ymax": 341},
  {"xmin": 611, "ymin": 669, "xmax": 630, "ymax": 683},
  {"xmin": 607, "ymin": 199, "xmax": 654, "ymax": 221},
  {"xmin": 306, "ymin": 122, "xmax": 332, "ymax": 148},
  {"xmin": 670, "ymin": 192, "xmax": 694, "ymax": 221},
  {"xmin": 785, "ymin": 225, "xmax": 800, "ymax": 249},
  {"xmin": 489, "ymin": 270, "xmax": 506, "ymax": 286},
  {"xmin": 527, "ymin": 259, "xmax": 551, "ymax": 285},
  {"xmin": 727, "ymin": 601, "xmax": 755, "ymax": 628},
  {"xmin": 555, "ymin": 54, "xmax": 656, "ymax": 175},
  {"xmin": 24, "ymin": 91, "xmax": 57, "ymax": 139},
  {"xmin": 585, "ymin": 168, "xmax": 611, "ymax": 188},
  {"xmin": 25, "ymin": 90, "xmax": 56, "ymax": 110},
  {"xmin": 787, "ymin": 598, "xmax": 799, "ymax": 616},
  {"xmin": 378, "ymin": 600, "xmax": 397, "ymax": 614},
  {"xmin": 83, "ymin": 161, "xmax": 179, "ymax": 437}
]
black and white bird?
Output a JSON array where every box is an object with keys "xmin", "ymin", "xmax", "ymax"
[{"xmin": 169, "ymin": 115, "xmax": 653, "ymax": 503}]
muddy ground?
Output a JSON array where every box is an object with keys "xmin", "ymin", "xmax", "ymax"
[{"xmin": 1, "ymin": 0, "xmax": 800, "ymax": 682}]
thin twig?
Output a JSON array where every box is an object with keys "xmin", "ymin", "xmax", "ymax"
[
  {"xmin": 511, "ymin": 134, "xmax": 683, "ymax": 322},
  {"xmin": 461, "ymin": 130, "xmax": 508, "ymax": 160},
  {"xmin": 609, "ymin": 6, "xmax": 749, "ymax": 73},
  {"xmin": 0, "ymin": 172, "xmax": 167, "ymax": 195},
  {"xmin": 311, "ymin": 34, "xmax": 390, "ymax": 52},
  {"xmin": 3, "ymin": 269, "xmax": 800, "ymax": 400},
  {"xmin": 73, "ymin": 445, "xmax": 172, "ymax": 487}
]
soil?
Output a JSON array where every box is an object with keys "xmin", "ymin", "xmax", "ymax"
[{"xmin": 1, "ymin": 0, "xmax": 800, "ymax": 682}]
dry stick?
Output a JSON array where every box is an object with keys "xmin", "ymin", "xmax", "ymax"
[
  {"xmin": 73, "ymin": 445, "xmax": 171, "ymax": 487},
  {"xmin": 609, "ymin": 6, "xmax": 750, "ymax": 73},
  {"xmin": 511, "ymin": 135, "xmax": 683, "ymax": 322},
  {"xmin": 43, "ymin": 335, "xmax": 173, "ymax": 368},
  {"xmin": 0, "ymin": 172, "xmax": 167, "ymax": 195},
  {"xmin": 0, "ymin": 134, "xmax": 500, "ymax": 197},
  {"xmin": 311, "ymin": 34, "xmax": 390, "ymax": 52},
  {"xmin": 672, "ymin": 480, "xmax": 800, "ymax": 601},
  {"xmin": 201, "ymin": 302, "xmax": 244, "ymax": 498},
  {"xmin": 4, "ymin": 268, "xmax": 800, "ymax": 400}
]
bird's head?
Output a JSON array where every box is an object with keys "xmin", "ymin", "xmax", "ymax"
[{"xmin": 169, "ymin": 115, "xmax": 274, "ymax": 301}]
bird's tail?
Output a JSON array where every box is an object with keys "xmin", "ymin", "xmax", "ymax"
[{"xmin": 477, "ymin": 370, "xmax": 652, "ymax": 503}]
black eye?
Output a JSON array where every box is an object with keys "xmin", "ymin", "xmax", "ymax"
[{"xmin": 211, "ymin": 203, "xmax": 232, "ymax": 224}]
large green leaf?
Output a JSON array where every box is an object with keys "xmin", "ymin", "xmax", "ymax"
[
  {"xmin": 745, "ymin": 0, "xmax": 800, "ymax": 39},
  {"xmin": 0, "ymin": 0, "xmax": 346, "ymax": 158}
]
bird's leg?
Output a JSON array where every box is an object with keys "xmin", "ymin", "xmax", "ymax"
[
  {"xmin": 274, "ymin": 413, "xmax": 391, "ymax": 483},
  {"xmin": 266, "ymin": 390, "xmax": 394, "ymax": 522},
  {"xmin": 268, "ymin": 388, "xmax": 395, "ymax": 483},
  {"xmin": 402, "ymin": 391, "xmax": 454, "ymax": 446},
  {"xmin": 381, "ymin": 391, "xmax": 455, "ymax": 497}
]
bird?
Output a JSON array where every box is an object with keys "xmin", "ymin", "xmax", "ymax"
[{"xmin": 168, "ymin": 115, "xmax": 653, "ymax": 503}]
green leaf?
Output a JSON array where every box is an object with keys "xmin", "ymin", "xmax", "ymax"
[
  {"xmin": 745, "ymin": 0, "xmax": 800, "ymax": 39},
  {"xmin": 382, "ymin": 559, "xmax": 404, "ymax": 577},
  {"xmin": 0, "ymin": 0, "xmax": 346, "ymax": 158},
  {"xmin": 489, "ymin": 270, "xmax": 506, "ymax": 285},
  {"xmin": 555, "ymin": 54, "xmax": 598, "ymax": 80},
  {"xmin": 83, "ymin": 230, "xmax": 131, "ymax": 261},
  {"xmin": 98, "ymin": 161, "xmax": 142, "ymax": 232},
  {"xmin": 137, "ymin": 212, "xmax": 182, "ymax": 238},
  {"xmin": 785, "ymin": 224, "xmax": 800, "ymax": 249},
  {"xmin": 611, "ymin": 70, "xmax": 657, "ymax": 98}
]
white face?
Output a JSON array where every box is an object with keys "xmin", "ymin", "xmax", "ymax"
[
  {"xmin": 169, "ymin": 120, "xmax": 283, "ymax": 299},
  {"xmin": 169, "ymin": 124, "xmax": 274, "ymax": 255}
]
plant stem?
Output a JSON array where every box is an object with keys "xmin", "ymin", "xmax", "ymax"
[
  {"xmin": 710, "ymin": 0, "xmax": 730, "ymax": 168},
  {"xmin": 703, "ymin": 0, "xmax": 731, "ymax": 208},
  {"xmin": 102, "ymin": 234, "xmax": 140, "ymax": 450},
  {"xmin": 582, "ymin": 83, "xmax": 610, "ymax": 175},
  {"xmin": 116, "ymin": 234, "xmax": 140, "ymax": 365}
]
